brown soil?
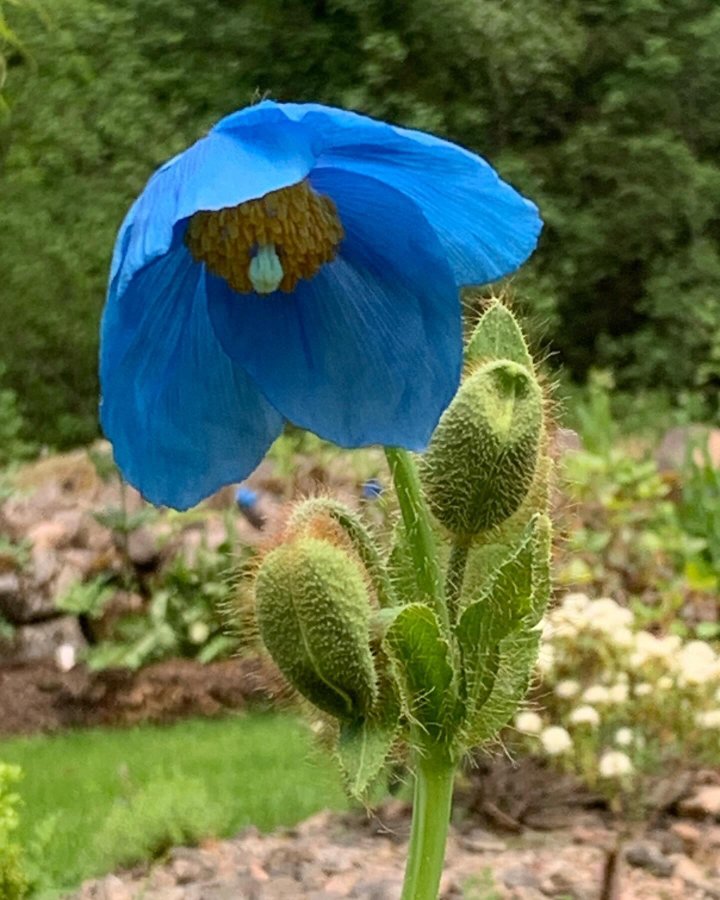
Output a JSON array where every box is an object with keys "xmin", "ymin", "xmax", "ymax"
[{"xmin": 0, "ymin": 656, "xmax": 281, "ymax": 736}]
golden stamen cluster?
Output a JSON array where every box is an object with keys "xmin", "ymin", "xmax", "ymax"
[{"xmin": 185, "ymin": 180, "xmax": 344, "ymax": 294}]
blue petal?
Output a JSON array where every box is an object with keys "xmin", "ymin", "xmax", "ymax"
[
  {"xmin": 276, "ymin": 102, "xmax": 542, "ymax": 286},
  {"xmin": 100, "ymin": 248, "xmax": 283, "ymax": 509},
  {"xmin": 110, "ymin": 105, "xmax": 317, "ymax": 301},
  {"xmin": 206, "ymin": 168, "xmax": 462, "ymax": 450}
]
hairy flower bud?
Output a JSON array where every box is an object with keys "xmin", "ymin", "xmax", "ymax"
[
  {"xmin": 420, "ymin": 359, "xmax": 543, "ymax": 537},
  {"xmin": 255, "ymin": 536, "xmax": 378, "ymax": 719}
]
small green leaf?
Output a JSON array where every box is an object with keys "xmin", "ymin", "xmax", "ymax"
[
  {"xmin": 338, "ymin": 710, "xmax": 399, "ymax": 800},
  {"xmin": 465, "ymin": 301, "xmax": 533, "ymax": 369},
  {"xmin": 456, "ymin": 517, "xmax": 548, "ymax": 733},
  {"xmin": 464, "ymin": 629, "xmax": 541, "ymax": 745},
  {"xmin": 385, "ymin": 603, "xmax": 457, "ymax": 738}
]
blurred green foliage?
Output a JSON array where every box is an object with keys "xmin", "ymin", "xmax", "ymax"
[
  {"xmin": 1, "ymin": 0, "xmax": 720, "ymax": 446},
  {"xmin": 0, "ymin": 762, "xmax": 28, "ymax": 900}
]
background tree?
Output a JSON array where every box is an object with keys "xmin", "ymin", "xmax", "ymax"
[{"xmin": 1, "ymin": 0, "xmax": 719, "ymax": 447}]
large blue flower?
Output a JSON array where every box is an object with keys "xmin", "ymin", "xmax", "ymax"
[{"xmin": 100, "ymin": 101, "xmax": 542, "ymax": 509}]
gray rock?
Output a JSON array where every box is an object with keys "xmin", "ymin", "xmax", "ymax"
[
  {"xmin": 350, "ymin": 877, "xmax": 403, "ymax": 899},
  {"xmin": 167, "ymin": 848, "xmax": 217, "ymax": 885},
  {"xmin": 126, "ymin": 527, "xmax": 160, "ymax": 568},
  {"xmin": 679, "ymin": 786, "xmax": 720, "ymax": 819},
  {"xmin": 1, "ymin": 615, "xmax": 86, "ymax": 663},
  {"xmin": 625, "ymin": 841, "xmax": 674, "ymax": 877},
  {"xmin": 502, "ymin": 865, "xmax": 541, "ymax": 889}
]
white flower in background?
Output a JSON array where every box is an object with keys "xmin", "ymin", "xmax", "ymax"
[
  {"xmin": 582, "ymin": 684, "xmax": 611, "ymax": 705},
  {"xmin": 657, "ymin": 675, "xmax": 673, "ymax": 690},
  {"xmin": 586, "ymin": 597, "xmax": 634, "ymax": 635},
  {"xmin": 630, "ymin": 631, "xmax": 681, "ymax": 668},
  {"xmin": 678, "ymin": 640, "xmax": 720, "ymax": 686},
  {"xmin": 555, "ymin": 679, "xmax": 581, "ymax": 699},
  {"xmin": 515, "ymin": 711, "xmax": 543, "ymax": 735},
  {"xmin": 614, "ymin": 727, "xmax": 634, "ymax": 747},
  {"xmin": 561, "ymin": 593, "xmax": 591, "ymax": 616},
  {"xmin": 599, "ymin": 750, "xmax": 634, "ymax": 778},
  {"xmin": 55, "ymin": 642, "xmax": 76, "ymax": 673},
  {"xmin": 608, "ymin": 683, "xmax": 629, "ymax": 704},
  {"xmin": 696, "ymin": 709, "xmax": 720, "ymax": 729},
  {"xmin": 189, "ymin": 621, "xmax": 210, "ymax": 644},
  {"xmin": 570, "ymin": 705, "xmax": 600, "ymax": 727},
  {"xmin": 541, "ymin": 726, "xmax": 573, "ymax": 756},
  {"xmin": 614, "ymin": 627, "xmax": 635, "ymax": 649},
  {"xmin": 537, "ymin": 642, "xmax": 555, "ymax": 675},
  {"xmin": 634, "ymin": 682, "xmax": 653, "ymax": 697},
  {"xmin": 551, "ymin": 593, "xmax": 590, "ymax": 637}
]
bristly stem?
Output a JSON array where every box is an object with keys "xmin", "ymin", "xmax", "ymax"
[
  {"xmin": 400, "ymin": 749, "xmax": 455, "ymax": 900},
  {"xmin": 445, "ymin": 541, "xmax": 469, "ymax": 624},
  {"xmin": 385, "ymin": 447, "xmax": 449, "ymax": 633}
]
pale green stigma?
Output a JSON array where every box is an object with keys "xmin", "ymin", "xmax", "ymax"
[{"xmin": 249, "ymin": 244, "xmax": 284, "ymax": 294}]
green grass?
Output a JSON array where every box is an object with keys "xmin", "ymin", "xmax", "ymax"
[{"xmin": 0, "ymin": 713, "xmax": 348, "ymax": 894}]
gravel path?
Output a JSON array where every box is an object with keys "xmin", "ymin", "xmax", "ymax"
[{"xmin": 69, "ymin": 803, "xmax": 720, "ymax": 899}]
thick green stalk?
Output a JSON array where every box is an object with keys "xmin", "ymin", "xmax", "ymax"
[
  {"xmin": 400, "ymin": 750, "xmax": 455, "ymax": 900},
  {"xmin": 385, "ymin": 447, "xmax": 448, "ymax": 633}
]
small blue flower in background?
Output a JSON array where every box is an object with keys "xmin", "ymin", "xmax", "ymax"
[
  {"xmin": 100, "ymin": 101, "xmax": 542, "ymax": 510},
  {"xmin": 235, "ymin": 486, "xmax": 258, "ymax": 509},
  {"xmin": 362, "ymin": 478, "xmax": 384, "ymax": 501}
]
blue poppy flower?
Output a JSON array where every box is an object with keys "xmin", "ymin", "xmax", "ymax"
[{"xmin": 100, "ymin": 100, "xmax": 542, "ymax": 510}]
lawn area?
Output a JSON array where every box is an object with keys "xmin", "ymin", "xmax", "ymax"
[{"xmin": 0, "ymin": 712, "xmax": 348, "ymax": 895}]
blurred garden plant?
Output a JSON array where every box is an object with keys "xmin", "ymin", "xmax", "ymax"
[
  {"xmin": 514, "ymin": 592, "xmax": 720, "ymax": 816},
  {"xmin": 101, "ymin": 100, "xmax": 544, "ymax": 898}
]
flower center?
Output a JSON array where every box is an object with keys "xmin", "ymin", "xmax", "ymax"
[{"xmin": 185, "ymin": 180, "xmax": 344, "ymax": 295}]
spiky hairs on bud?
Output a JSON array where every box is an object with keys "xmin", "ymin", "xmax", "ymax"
[
  {"xmin": 255, "ymin": 536, "xmax": 378, "ymax": 720},
  {"xmin": 420, "ymin": 359, "xmax": 543, "ymax": 538}
]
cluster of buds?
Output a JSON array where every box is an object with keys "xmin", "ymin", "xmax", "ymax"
[{"xmin": 251, "ymin": 301, "xmax": 552, "ymax": 795}]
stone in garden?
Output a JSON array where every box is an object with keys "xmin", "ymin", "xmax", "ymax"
[
  {"xmin": 31, "ymin": 547, "xmax": 59, "ymax": 587},
  {"xmin": 168, "ymin": 847, "xmax": 217, "ymax": 885},
  {"xmin": 656, "ymin": 425, "xmax": 720, "ymax": 471},
  {"xmin": 669, "ymin": 821, "xmax": 703, "ymax": 855},
  {"xmin": 1, "ymin": 615, "xmax": 86, "ymax": 663},
  {"xmin": 27, "ymin": 518, "xmax": 75, "ymax": 550},
  {"xmin": 672, "ymin": 854, "xmax": 716, "ymax": 895},
  {"xmin": 552, "ymin": 428, "xmax": 582, "ymax": 457},
  {"xmin": 679, "ymin": 786, "xmax": 720, "ymax": 819},
  {"xmin": 349, "ymin": 876, "xmax": 403, "ymax": 899},
  {"xmin": 126, "ymin": 526, "xmax": 160, "ymax": 568},
  {"xmin": 0, "ymin": 571, "xmax": 23, "ymax": 619},
  {"xmin": 501, "ymin": 864, "xmax": 541, "ymax": 889},
  {"xmin": 458, "ymin": 829, "xmax": 508, "ymax": 853},
  {"xmin": 625, "ymin": 841, "xmax": 674, "ymax": 877}
]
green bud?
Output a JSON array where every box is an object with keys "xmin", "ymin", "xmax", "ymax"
[
  {"xmin": 255, "ymin": 536, "xmax": 378, "ymax": 719},
  {"xmin": 420, "ymin": 359, "xmax": 543, "ymax": 537}
]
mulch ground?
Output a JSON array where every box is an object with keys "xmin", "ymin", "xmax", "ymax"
[{"xmin": 0, "ymin": 656, "xmax": 281, "ymax": 736}]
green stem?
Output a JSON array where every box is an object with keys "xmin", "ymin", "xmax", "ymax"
[
  {"xmin": 445, "ymin": 541, "xmax": 469, "ymax": 624},
  {"xmin": 385, "ymin": 447, "xmax": 448, "ymax": 633},
  {"xmin": 401, "ymin": 750, "xmax": 455, "ymax": 900}
]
